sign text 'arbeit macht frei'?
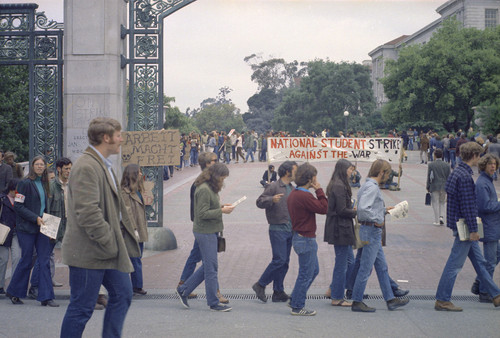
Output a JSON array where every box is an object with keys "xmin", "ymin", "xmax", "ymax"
[
  {"xmin": 268, "ymin": 137, "xmax": 402, "ymax": 163},
  {"xmin": 121, "ymin": 129, "xmax": 180, "ymax": 167}
]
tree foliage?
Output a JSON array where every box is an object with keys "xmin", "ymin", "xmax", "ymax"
[
  {"xmin": 272, "ymin": 60, "xmax": 375, "ymax": 135},
  {"xmin": 244, "ymin": 54, "xmax": 307, "ymax": 92},
  {"xmin": 194, "ymin": 102, "xmax": 245, "ymax": 132},
  {"xmin": 0, "ymin": 65, "xmax": 29, "ymax": 161},
  {"xmin": 163, "ymin": 96, "xmax": 198, "ymax": 134},
  {"xmin": 381, "ymin": 19, "xmax": 500, "ymax": 132},
  {"xmin": 189, "ymin": 87, "xmax": 245, "ymax": 133}
]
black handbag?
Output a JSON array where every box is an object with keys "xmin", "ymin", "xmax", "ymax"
[
  {"xmin": 425, "ymin": 192, "xmax": 431, "ymax": 206},
  {"xmin": 217, "ymin": 232, "xmax": 226, "ymax": 252}
]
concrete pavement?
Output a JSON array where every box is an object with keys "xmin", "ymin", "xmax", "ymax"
[{"xmin": 1, "ymin": 150, "xmax": 500, "ymax": 337}]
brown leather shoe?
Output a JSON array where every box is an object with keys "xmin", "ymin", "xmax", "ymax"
[
  {"xmin": 434, "ymin": 300, "xmax": 462, "ymax": 311},
  {"xmin": 493, "ymin": 294, "xmax": 500, "ymax": 307},
  {"xmin": 217, "ymin": 290, "xmax": 229, "ymax": 304},
  {"xmin": 97, "ymin": 294, "xmax": 108, "ymax": 308}
]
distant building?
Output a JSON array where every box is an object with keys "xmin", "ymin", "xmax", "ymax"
[{"xmin": 369, "ymin": 0, "xmax": 500, "ymax": 108}]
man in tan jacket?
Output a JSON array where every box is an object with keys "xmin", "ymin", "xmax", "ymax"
[{"xmin": 61, "ymin": 117, "xmax": 139, "ymax": 337}]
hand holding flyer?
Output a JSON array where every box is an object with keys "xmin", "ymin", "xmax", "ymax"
[
  {"xmin": 388, "ymin": 200, "xmax": 409, "ymax": 219},
  {"xmin": 40, "ymin": 213, "xmax": 61, "ymax": 239},
  {"xmin": 232, "ymin": 196, "xmax": 247, "ymax": 207}
]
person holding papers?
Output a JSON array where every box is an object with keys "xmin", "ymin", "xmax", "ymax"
[
  {"xmin": 176, "ymin": 163, "xmax": 235, "ymax": 312},
  {"xmin": 470, "ymin": 154, "xmax": 500, "ymax": 303},
  {"xmin": 435, "ymin": 142, "xmax": 500, "ymax": 311},
  {"xmin": 6, "ymin": 156, "xmax": 57, "ymax": 307}
]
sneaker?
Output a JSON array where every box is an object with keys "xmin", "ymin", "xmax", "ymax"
[
  {"xmin": 0, "ymin": 287, "xmax": 5, "ymax": 295},
  {"xmin": 210, "ymin": 303, "xmax": 232, "ymax": 312},
  {"xmin": 272, "ymin": 290, "xmax": 289, "ymax": 303},
  {"xmin": 439, "ymin": 217, "xmax": 444, "ymax": 225},
  {"xmin": 392, "ymin": 288, "xmax": 410, "ymax": 298},
  {"xmin": 252, "ymin": 282, "xmax": 267, "ymax": 303},
  {"xmin": 176, "ymin": 287, "xmax": 189, "ymax": 309},
  {"xmin": 433, "ymin": 222, "xmax": 440, "ymax": 226},
  {"xmin": 351, "ymin": 301, "xmax": 376, "ymax": 312},
  {"xmin": 291, "ymin": 308, "xmax": 316, "ymax": 316},
  {"xmin": 387, "ymin": 297, "xmax": 409, "ymax": 310},
  {"xmin": 434, "ymin": 300, "xmax": 462, "ymax": 312},
  {"xmin": 471, "ymin": 280, "xmax": 480, "ymax": 295}
]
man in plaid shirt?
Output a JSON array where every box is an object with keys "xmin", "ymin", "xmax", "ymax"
[{"xmin": 435, "ymin": 142, "xmax": 500, "ymax": 311}]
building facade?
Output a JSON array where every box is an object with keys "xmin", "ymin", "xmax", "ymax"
[{"xmin": 369, "ymin": 0, "xmax": 500, "ymax": 108}]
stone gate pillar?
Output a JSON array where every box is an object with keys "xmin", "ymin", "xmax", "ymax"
[{"xmin": 63, "ymin": 0, "xmax": 127, "ymax": 170}]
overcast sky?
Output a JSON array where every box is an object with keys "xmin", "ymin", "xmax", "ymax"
[{"xmin": 5, "ymin": 0, "xmax": 443, "ymax": 113}]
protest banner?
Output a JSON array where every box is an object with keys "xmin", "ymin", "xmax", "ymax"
[
  {"xmin": 121, "ymin": 129, "xmax": 180, "ymax": 166},
  {"xmin": 268, "ymin": 137, "xmax": 402, "ymax": 163}
]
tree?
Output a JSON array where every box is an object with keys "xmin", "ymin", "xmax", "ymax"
[
  {"xmin": 191, "ymin": 87, "xmax": 246, "ymax": 133},
  {"xmin": 243, "ymin": 88, "xmax": 281, "ymax": 134},
  {"xmin": 244, "ymin": 54, "xmax": 307, "ymax": 92},
  {"xmin": 272, "ymin": 60, "xmax": 375, "ymax": 135},
  {"xmin": 163, "ymin": 96, "xmax": 198, "ymax": 134},
  {"xmin": 194, "ymin": 102, "xmax": 245, "ymax": 133},
  {"xmin": 382, "ymin": 19, "xmax": 500, "ymax": 132},
  {"xmin": 0, "ymin": 65, "xmax": 29, "ymax": 161}
]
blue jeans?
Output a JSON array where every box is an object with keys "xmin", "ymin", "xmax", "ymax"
[
  {"xmin": 245, "ymin": 148, "xmax": 254, "ymax": 162},
  {"xmin": 449, "ymin": 149, "xmax": 456, "ymax": 169},
  {"xmin": 436, "ymin": 234, "xmax": 500, "ymax": 301},
  {"xmin": 178, "ymin": 232, "xmax": 219, "ymax": 307},
  {"xmin": 180, "ymin": 239, "xmax": 202, "ymax": 282},
  {"xmin": 258, "ymin": 230, "xmax": 292, "ymax": 292},
  {"xmin": 290, "ymin": 233, "xmax": 319, "ymax": 309},
  {"xmin": 347, "ymin": 247, "xmax": 399, "ymax": 292},
  {"xmin": 31, "ymin": 240, "xmax": 57, "ymax": 288},
  {"xmin": 260, "ymin": 149, "xmax": 267, "ymax": 162},
  {"xmin": 330, "ymin": 245, "xmax": 354, "ymax": 300},
  {"xmin": 7, "ymin": 231, "xmax": 54, "ymax": 302},
  {"xmin": 225, "ymin": 152, "xmax": 231, "ymax": 164},
  {"xmin": 478, "ymin": 240, "xmax": 500, "ymax": 294},
  {"xmin": 190, "ymin": 149, "xmax": 198, "ymax": 165},
  {"xmin": 352, "ymin": 225, "xmax": 394, "ymax": 302},
  {"xmin": 60, "ymin": 266, "xmax": 132, "ymax": 338},
  {"xmin": 130, "ymin": 242, "xmax": 144, "ymax": 289}
]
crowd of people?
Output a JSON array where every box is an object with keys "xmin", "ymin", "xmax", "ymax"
[{"xmin": 0, "ymin": 122, "xmax": 499, "ymax": 336}]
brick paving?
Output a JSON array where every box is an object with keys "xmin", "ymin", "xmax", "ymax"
[{"xmin": 51, "ymin": 150, "xmax": 500, "ymax": 293}]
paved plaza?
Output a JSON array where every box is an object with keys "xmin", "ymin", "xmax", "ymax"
[{"xmin": 1, "ymin": 150, "xmax": 499, "ymax": 337}]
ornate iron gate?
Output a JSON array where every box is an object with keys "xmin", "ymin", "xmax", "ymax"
[
  {"xmin": 122, "ymin": 0, "xmax": 196, "ymax": 226},
  {"xmin": 0, "ymin": 4, "xmax": 63, "ymax": 166}
]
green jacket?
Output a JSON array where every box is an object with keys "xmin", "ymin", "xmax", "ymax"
[
  {"xmin": 193, "ymin": 182, "xmax": 223, "ymax": 234},
  {"xmin": 62, "ymin": 147, "xmax": 139, "ymax": 273}
]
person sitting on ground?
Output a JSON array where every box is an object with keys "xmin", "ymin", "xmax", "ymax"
[
  {"xmin": 260, "ymin": 165, "xmax": 277, "ymax": 188},
  {"xmin": 380, "ymin": 164, "xmax": 402, "ymax": 191},
  {"xmin": 350, "ymin": 166, "xmax": 361, "ymax": 188}
]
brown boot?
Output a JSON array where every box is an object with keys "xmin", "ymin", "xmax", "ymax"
[
  {"xmin": 493, "ymin": 294, "xmax": 500, "ymax": 307},
  {"xmin": 217, "ymin": 290, "xmax": 229, "ymax": 304},
  {"xmin": 434, "ymin": 300, "xmax": 462, "ymax": 311},
  {"xmin": 178, "ymin": 281, "xmax": 197, "ymax": 299}
]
